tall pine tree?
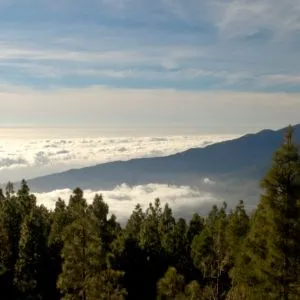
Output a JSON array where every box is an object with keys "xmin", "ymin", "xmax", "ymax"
[
  {"xmin": 57, "ymin": 189, "xmax": 103, "ymax": 300},
  {"xmin": 235, "ymin": 126, "xmax": 300, "ymax": 299}
]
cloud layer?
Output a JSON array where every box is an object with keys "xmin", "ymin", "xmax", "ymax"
[
  {"xmin": 0, "ymin": 133, "xmax": 235, "ymax": 182},
  {"xmin": 34, "ymin": 183, "xmax": 224, "ymax": 222},
  {"xmin": 1, "ymin": 85, "xmax": 300, "ymax": 131}
]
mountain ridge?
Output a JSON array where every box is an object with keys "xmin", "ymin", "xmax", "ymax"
[{"xmin": 23, "ymin": 124, "xmax": 300, "ymax": 192}]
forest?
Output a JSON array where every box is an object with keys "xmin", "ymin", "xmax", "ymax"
[{"xmin": 0, "ymin": 126, "xmax": 300, "ymax": 300}]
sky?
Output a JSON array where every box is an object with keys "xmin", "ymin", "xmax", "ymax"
[{"xmin": 0, "ymin": 0, "xmax": 300, "ymax": 132}]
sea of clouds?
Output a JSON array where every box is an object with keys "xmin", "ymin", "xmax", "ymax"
[
  {"xmin": 35, "ymin": 182, "xmax": 222, "ymax": 223},
  {"xmin": 0, "ymin": 134, "xmax": 236, "ymax": 182},
  {"xmin": 1, "ymin": 133, "xmax": 245, "ymax": 221}
]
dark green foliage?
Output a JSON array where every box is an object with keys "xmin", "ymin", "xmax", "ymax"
[
  {"xmin": 86, "ymin": 269, "xmax": 127, "ymax": 300},
  {"xmin": 226, "ymin": 200, "xmax": 250, "ymax": 277},
  {"xmin": 157, "ymin": 267, "xmax": 185, "ymax": 300},
  {"xmin": 232, "ymin": 125, "xmax": 300, "ymax": 299},
  {"xmin": 57, "ymin": 189, "xmax": 102, "ymax": 299},
  {"xmin": 184, "ymin": 280, "xmax": 203, "ymax": 300},
  {"xmin": 14, "ymin": 206, "xmax": 50, "ymax": 300},
  {"xmin": 0, "ymin": 126, "xmax": 300, "ymax": 299},
  {"xmin": 187, "ymin": 213, "xmax": 204, "ymax": 244},
  {"xmin": 0, "ymin": 212, "xmax": 10, "ymax": 276},
  {"xmin": 191, "ymin": 203, "xmax": 230, "ymax": 299}
]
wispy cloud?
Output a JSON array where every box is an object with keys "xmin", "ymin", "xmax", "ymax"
[
  {"xmin": 0, "ymin": 0, "xmax": 298, "ymax": 132},
  {"xmin": 262, "ymin": 74, "xmax": 300, "ymax": 86},
  {"xmin": 215, "ymin": 0, "xmax": 300, "ymax": 38},
  {"xmin": 0, "ymin": 0, "xmax": 299, "ymax": 93}
]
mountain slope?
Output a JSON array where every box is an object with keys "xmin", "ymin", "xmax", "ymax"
[{"xmin": 26, "ymin": 124, "xmax": 300, "ymax": 192}]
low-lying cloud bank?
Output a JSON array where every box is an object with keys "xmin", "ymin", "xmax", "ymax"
[
  {"xmin": 34, "ymin": 183, "xmax": 223, "ymax": 222},
  {"xmin": 0, "ymin": 134, "xmax": 235, "ymax": 182}
]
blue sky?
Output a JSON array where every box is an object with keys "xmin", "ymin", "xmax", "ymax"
[{"xmin": 0, "ymin": 0, "xmax": 300, "ymax": 132}]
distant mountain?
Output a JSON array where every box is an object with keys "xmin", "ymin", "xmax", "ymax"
[{"xmin": 26, "ymin": 124, "xmax": 300, "ymax": 194}]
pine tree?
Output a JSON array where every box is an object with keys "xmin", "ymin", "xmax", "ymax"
[
  {"xmin": 158, "ymin": 203, "xmax": 176, "ymax": 257},
  {"xmin": 172, "ymin": 218, "xmax": 190, "ymax": 275},
  {"xmin": 86, "ymin": 269, "xmax": 127, "ymax": 300},
  {"xmin": 157, "ymin": 267, "xmax": 185, "ymax": 300},
  {"xmin": 236, "ymin": 125, "xmax": 300, "ymax": 299},
  {"xmin": 48, "ymin": 198, "xmax": 71, "ymax": 248},
  {"xmin": 5, "ymin": 181, "xmax": 14, "ymax": 199},
  {"xmin": 48, "ymin": 198, "xmax": 72, "ymax": 300},
  {"xmin": 0, "ymin": 182, "xmax": 36, "ymax": 298},
  {"xmin": 111, "ymin": 204, "xmax": 146, "ymax": 300},
  {"xmin": 90, "ymin": 194, "xmax": 120, "ymax": 257},
  {"xmin": 125, "ymin": 204, "xmax": 145, "ymax": 238},
  {"xmin": 191, "ymin": 226, "xmax": 215, "ymax": 279},
  {"xmin": 14, "ymin": 205, "xmax": 51, "ymax": 300},
  {"xmin": 191, "ymin": 203, "xmax": 229, "ymax": 299},
  {"xmin": 17, "ymin": 180, "xmax": 36, "ymax": 216},
  {"xmin": 139, "ymin": 199, "xmax": 165, "ymax": 299},
  {"xmin": 184, "ymin": 280, "xmax": 203, "ymax": 300},
  {"xmin": 0, "ymin": 212, "xmax": 10, "ymax": 277},
  {"xmin": 226, "ymin": 200, "xmax": 249, "ymax": 274},
  {"xmin": 187, "ymin": 213, "xmax": 204, "ymax": 245},
  {"xmin": 139, "ymin": 198, "xmax": 162, "ymax": 255},
  {"xmin": 57, "ymin": 189, "xmax": 103, "ymax": 300}
]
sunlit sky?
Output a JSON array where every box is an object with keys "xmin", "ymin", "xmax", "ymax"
[{"xmin": 0, "ymin": 0, "xmax": 300, "ymax": 132}]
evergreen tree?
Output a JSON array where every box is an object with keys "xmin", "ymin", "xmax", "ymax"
[
  {"xmin": 17, "ymin": 180, "xmax": 36, "ymax": 217},
  {"xmin": 14, "ymin": 205, "xmax": 51, "ymax": 300},
  {"xmin": 191, "ymin": 203, "xmax": 229, "ymax": 299},
  {"xmin": 235, "ymin": 126, "xmax": 300, "ymax": 299},
  {"xmin": 48, "ymin": 198, "xmax": 72, "ymax": 300},
  {"xmin": 158, "ymin": 203, "xmax": 176, "ymax": 257},
  {"xmin": 157, "ymin": 267, "xmax": 185, "ymax": 300},
  {"xmin": 0, "ymin": 212, "xmax": 10, "ymax": 277},
  {"xmin": 5, "ymin": 181, "xmax": 14, "ymax": 199},
  {"xmin": 86, "ymin": 269, "xmax": 127, "ymax": 300},
  {"xmin": 225, "ymin": 200, "xmax": 249, "ymax": 274},
  {"xmin": 48, "ymin": 198, "xmax": 71, "ymax": 248},
  {"xmin": 0, "ymin": 188, "xmax": 5, "ymax": 202},
  {"xmin": 111, "ymin": 204, "xmax": 146, "ymax": 300},
  {"xmin": 57, "ymin": 189, "xmax": 103, "ymax": 300},
  {"xmin": 191, "ymin": 227, "xmax": 215, "ymax": 279},
  {"xmin": 187, "ymin": 213, "xmax": 204, "ymax": 245},
  {"xmin": 172, "ymin": 218, "xmax": 190, "ymax": 276},
  {"xmin": 90, "ymin": 194, "xmax": 120, "ymax": 258},
  {"xmin": 139, "ymin": 198, "xmax": 162, "ymax": 255},
  {"xmin": 125, "ymin": 204, "xmax": 144, "ymax": 238},
  {"xmin": 184, "ymin": 280, "xmax": 203, "ymax": 300},
  {"xmin": 1, "ymin": 181, "xmax": 36, "ymax": 298}
]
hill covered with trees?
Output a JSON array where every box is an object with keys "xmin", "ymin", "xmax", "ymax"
[{"xmin": 1, "ymin": 126, "xmax": 300, "ymax": 299}]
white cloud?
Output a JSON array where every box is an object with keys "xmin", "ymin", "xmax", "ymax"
[
  {"xmin": 0, "ymin": 85, "xmax": 299, "ymax": 131},
  {"xmin": 0, "ymin": 9, "xmax": 299, "ymax": 92},
  {"xmin": 0, "ymin": 44, "xmax": 147, "ymax": 64},
  {"xmin": 0, "ymin": 133, "xmax": 235, "ymax": 182},
  {"xmin": 164, "ymin": 0, "xmax": 300, "ymax": 39},
  {"xmin": 0, "ymin": 157, "xmax": 28, "ymax": 168},
  {"xmin": 34, "ymin": 183, "xmax": 222, "ymax": 222},
  {"xmin": 0, "ymin": 60, "xmax": 254, "ymax": 84},
  {"xmin": 203, "ymin": 177, "xmax": 215, "ymax": 185},
  {"xmin": 262, "ymin": 74, "xmax": 300, "ymax": 86}
]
